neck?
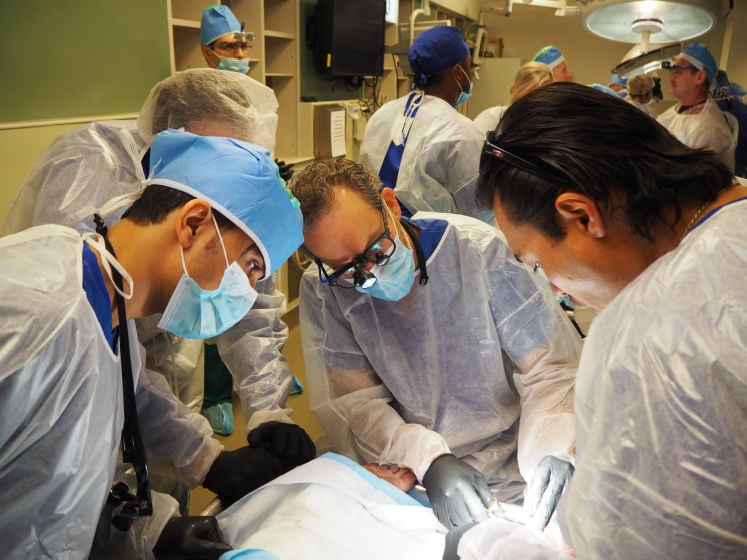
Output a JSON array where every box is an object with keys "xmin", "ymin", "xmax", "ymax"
[
  {"xmin": 420, "ymin": 84, "xmax": 459, "ymax": 108},
  {"xmin": 678, "ymin": 91, "xmax": 708, "ymax": 108}
]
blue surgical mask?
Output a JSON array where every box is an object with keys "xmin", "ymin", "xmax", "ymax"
[
  {"xmin": 455, "ymin": 65, "xmax": 473, "ymax": 107},
  {"xmin": 356, "ymin": 216, "xmax": 415, "ymax": 301},
  {"xmin": 217, "ymin": 55, "xmax": 250, "ymax": 74},
  {"xmin": 157, "ymin": 216, "xmax": 258, "ymax": 338}
]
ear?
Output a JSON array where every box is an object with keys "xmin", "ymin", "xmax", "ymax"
[
  {"xmin": 175, "ymin": 199, "xmax": 214, "ymax": 249},
  {"xmin": 555, "ymin": 193, "xmax": 606, "ymax": 239},
  {"xmin": 381, "ymin": 188, "xmax": 402, "ymax": 220}
]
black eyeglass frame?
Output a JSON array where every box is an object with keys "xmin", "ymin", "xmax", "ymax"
[
  {"xmin": 483, "ymin": 133, "xmax": 569, "ymax": 187},
  {"xmin": 315, "ymin": 202, "xmax": 397, "ymax": 289}
]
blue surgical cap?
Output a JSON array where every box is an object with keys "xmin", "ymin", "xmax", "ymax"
[
  {"xmin": 201, "ymin": 5, "xmax": 242, "ymax": 46},
  {"xmin": 147, "ymin": 129, "xmax": 303, "ymax": 279},
  {"xmin": 589, "ymin": 83, "xmax": 621, "ymax": 97},
  {"xmin": 409, "ymin": 26, "xmax": 469, "ymax": 87},
  {"xmin": 610, "ymin": 73, "xmax": 627, "ymax": 87},
  {"xmin": 532, "ymin": 45, "xmax": 564, "ymax": 70},
  {"xmin": 679, "ymin": 43, "xmax": 717, "ymax": 87}
]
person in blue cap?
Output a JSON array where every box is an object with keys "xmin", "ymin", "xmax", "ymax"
[
  {"xmin": 714, "ymin": 69, "xmax": 747, "ymax": 177},
  {"xmin": 358, "ymin": 25, "xmax": 494, "ymax": 224},
  {"xmin": 608, "ymin": 73, "xmax": 628, "ymax": 99},
  {"xmin": 0, "ymin": 129, "xmax": 305, "ymax": 559},
  {"xmin": 200, "ymin": 5, "xmax": 254, "ymax": 74},
  {"xmin": 532, "ymin": 45, "xmax": 572, "ymax": 83},
  {"xmin": 658, "ymin": 43, "xmax": 737, "ymax": 173}
]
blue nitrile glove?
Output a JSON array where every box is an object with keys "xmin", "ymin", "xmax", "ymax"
[
  {"xmin": 153, "ymin": 516, "xmax": 232, "ymax": 559},
  {"xmin": 423, "ymin": 454, "xmax": 493, "ymax": 529},
  {"xmin": 525, "ymin": 455, "xmax": 574, "ymax": 530},
  {"xmin": 202, "ymin": 446, "xmax": 283, "ymax": 499},
  {"xmin": 247, "ymin": 421, "xmax": 316, "ymax": 471}
]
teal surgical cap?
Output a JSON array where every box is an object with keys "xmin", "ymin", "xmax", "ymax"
[
  {"xmin": 610, "ymin": 73, "xmax": 627, "ymax": 87},
  {"xmin": 680, "ymin": 43, "xmax": 717, "ymax": 87},
  {"xmin": 532, "ymin": 45, "xmax": 564, "ymax": 70},
  {"xmin": 201, "ymin": 5, "xmax": 242, "ymax": 45},
  {"xmin": 147, "ymin": 129, "xmax": 303, "ymax": 279},
  {"xmin": 409, "ymin": 26, "xmax": 469, "ymax": 87},
  {"xmin": 715, "ymin": 69, "xmax": 747, "ymax": 98}
]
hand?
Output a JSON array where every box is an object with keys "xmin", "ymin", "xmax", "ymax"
[
  {"xmin": 202, "ymin": 446, "xmax": 283, "ymax": 500},
  {"xmin": 525, "ymin": 456, "xmax": 574, "ymax": 530},
  {"xmin": 153, "ymin": 516, "xmax": 232, "ymax": 559},
  {"xmin": 247, "ymin": 421, "xmax": 316, "ymax": 471},
  {"xmin": 423, "ymin": 454, "xmax": 493, "ymax": 529},
  {"xmin": 274, "ymin": 159, "xmax": 295, "ymax": 182},
  {"xmin": 443, "ymin": 521, "xmax": 478, "ymax": 560}
]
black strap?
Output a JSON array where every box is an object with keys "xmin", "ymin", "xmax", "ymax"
[
  {"xmin": 93, "ymin": 214, "xmax": 153, "ymax": 518},
  {"xmin": 400, "ymin": 219, "xmax": 428, "ymax": 285}
]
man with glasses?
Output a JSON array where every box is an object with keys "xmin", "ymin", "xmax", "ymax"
[
  {"xmin": 658, "ymin": 43, "xmax": 737, "ymax": 172},
  {"xmin": 289, "ymin": 158, "xmax": 582, "ymax": 532},
  {"xmin": 201, "ymin": 5, "xmax": 254, "ymax": 75}
]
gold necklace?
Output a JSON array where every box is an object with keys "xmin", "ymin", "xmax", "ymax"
[{"xmin": 681, "ymin": 201, "xmax": 710, "ymax": 239}]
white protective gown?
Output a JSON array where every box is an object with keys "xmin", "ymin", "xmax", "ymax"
[
  {"xmin": 359, "ymin": 94, "xmax": 495, "ymax": 224},
  {"xmin": 473, "ymin": 106, "xmax": 507, "ymax": 135},
  {"xmin": 1, "ymin": 120, "xmax": 294, "ymax": 430},
  {"xmin": 559, "ymin": 198, "xmax": 747, "ymax": 559},
  {"xmin": 657, "ymin": 96, "xmax": 738, "ymax": 172},
  {"xmin": 300, "ymin": 213, "xmax": 581, "ymax": 499},
  {"xmin": 625, "ymin": 98, "xmax": 657, "ymax": 119},
  {"xmin": 0, "ymin": 226, "xmax": 220, "ymax": 559}
]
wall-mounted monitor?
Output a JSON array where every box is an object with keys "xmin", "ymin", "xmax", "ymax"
[{"xmin": 314, "ymin": 0, "xmax": 386, "ymax": 78}]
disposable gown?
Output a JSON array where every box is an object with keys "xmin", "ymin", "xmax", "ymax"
[
  {"xmin": 473, "ymin": 106, "xmax": 507, "ymax": 135},
  {"xmin": 1, "ymin": 119, "xmax": 294, "ymax": 430},
  {"xmin": 0, "ymin": 226, "xmax": 220, "ymax": 559},
  {"xmin": 625, "ymin": 98, "xmax": 657, "ymax": 119},
  {"xmin": 657, "ymin": 96, "xmax": 738, "ymax": 172},
  {"xmin": 559, "ymin": 199, "xmax": 747, "ymax": 559},
  {"xmin": 359, "ymin": 94, "xmax": 495, "ymax": 224},
  {"xmin": 300, "ymin": 212, "xmax": 581, "ymax": 499}
]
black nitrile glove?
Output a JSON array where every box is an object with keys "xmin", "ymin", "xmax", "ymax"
[
  {"xmin": 153, "ymin": 516, "xmax": 232, "ymax": 559},
  {"xmin": 275, "ymin": 159, "xmax": 295, "ymax": 182},
  {"xmin": 247, "ymin": 421, "xmax": 316, "ymax": 471},
  {"xmin": 202, "ymin": 446, "xmax": 283, "ymax": 500},
  {"xmin": 525, "ymin": 455, "xmax": 574, "ymax": 530},
  {"xmin": 423, "ymin": 454, "xmax": 493, "ymax": 529},
  {"xmin": 443, "ymin": 521, "xmax": 479, "ymax": 560}
]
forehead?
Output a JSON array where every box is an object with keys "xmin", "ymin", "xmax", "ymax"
[{"xmin": 214, "ymin": 32, "xmax": 241, "ymax": 44}]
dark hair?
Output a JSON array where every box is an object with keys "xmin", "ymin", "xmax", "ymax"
[
  {"xmin": 476, "ymin": 82, "xmax": 733, "ymax": 242},
  {"xmin": 121, "ymin": 184, "xmax": 236, "ymax": 231}
]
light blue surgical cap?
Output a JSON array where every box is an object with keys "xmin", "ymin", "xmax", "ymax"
[
  {"xmin": 147, "ymin": 129, "xmax": 303, "ymax": 279},
  {"xmin": 201, "ymin": 5, "xmax": 242, "ymax": 46},
  {"xmin": 680, "ymin": 43, "xmax": 717, "ymax": 87},
  {"xmin": 589, "ymin": 83, "xmax": 621, "ymax": 97},
  {"xmin": 610, "ymin": 73, "xmax": 627, "ymax": 87},
  {"xmin": 532, "ymin": 45, "xmax": 564, "ymax": 70}
]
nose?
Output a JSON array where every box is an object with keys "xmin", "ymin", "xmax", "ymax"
[{"xmin": 235, "ymin": 45, "xmax": 248, "ymax": 57}]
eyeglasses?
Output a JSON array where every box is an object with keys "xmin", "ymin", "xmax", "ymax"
[
  {"xmin": 211, "ymin": 41, "xmax": 252, "ymax": 53},
  {"xmin": 661, "ymin": 61, "xmax": 698, "ymax": 76},
  {"xmin": 483, "ymin": 133, "xmax": 569, "ymax": 186},
  {"xmin": 316, "ymin": 202, "xmax": 396, "ymax": 288}
]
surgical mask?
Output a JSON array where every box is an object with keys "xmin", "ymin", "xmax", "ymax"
[
  {"xmin": 356, "ymin": 216, "xmax": 415, "ymax": 301},
  {"xmin": 157, "ymin": 215, "xmax": 258, "ymax": 338},
  {"xmin": 454, "ymin": 65, "xmax": 473, "ymax": 107},
  {"xmin": 217, "ymin": 55, "xmax": 250, "ymax": 74}
]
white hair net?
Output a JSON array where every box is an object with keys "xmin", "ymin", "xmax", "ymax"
[{"xmin": 136, "ymin": 68, "xmax": 278, "ymax": 152}]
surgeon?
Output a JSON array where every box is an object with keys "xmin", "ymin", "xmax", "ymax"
[
  {"xmin": 658, "ymin": 43, "xmax": 737, "ymax": 172},
  {"xmin": 476, "ymin": 82, "xmax": 747, "ymax": 558},
  {"xmin": 607, "ymin": 73, "xmax": 628, "ymax": 99},
  {"xmin": 714, "ymin": 69, "xmax": 747, "ymax": 177},
  {"xmin": 358, "ymin": 26, "xmax": 493, "ymax": 223},
  {"xmin": 532, "ymin": 46, "xmax": 572, "ymax": 83},
  {"xmin": 290, "ymin": 158, "xmax": 581, "ymax": 532},
  {"xmin": 2, "ymin": 69, "xmax": 315, "ymax": 476},
  {"xmin": 0, "ymin": 129, "xmax": 305, "ymax": 559},
  {"xmin": 200, "ymin": 5, "xmax": 253, "ymax": 75}
]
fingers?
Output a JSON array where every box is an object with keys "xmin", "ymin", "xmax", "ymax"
[{"xmin": 525, "ymin": 466, "xmax": 550, "ymax": 517}]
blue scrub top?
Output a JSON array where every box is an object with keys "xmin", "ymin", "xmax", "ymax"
[
  {"xmin": 408, "ymin": 217, "xmax": 448, "ymax": 261},
  {"xmin": 82, "ymin": 244, "xmax": 118, "ymax": 352}
]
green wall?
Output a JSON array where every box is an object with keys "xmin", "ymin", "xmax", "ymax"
[
  {"xmin": 0, "ymin": 0, "xmax": 172, "ymax": 123},
  {"xmin": 299, "ymin": 0, "xmax": 366, "ymax": 101}
]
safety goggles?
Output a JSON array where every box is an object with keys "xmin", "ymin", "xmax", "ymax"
[
  {"xmin": 661, "ymin": 61, "xmax": 699, "ymax": 76},
  {"xmin": 483, "ymin": 132, "xmax": 569, "ymax": 186},
  {"xmin": 316, "ymin": 202, "xmax": 396, "ymax": 288},
  {"xmin": 211, "ymin": 40, "xmax": 252, "ymax": 53}
]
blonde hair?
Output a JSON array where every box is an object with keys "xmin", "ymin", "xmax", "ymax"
[{"xmin": 509, "ymin": 62, "xmax": 555, "ymax": 104}]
